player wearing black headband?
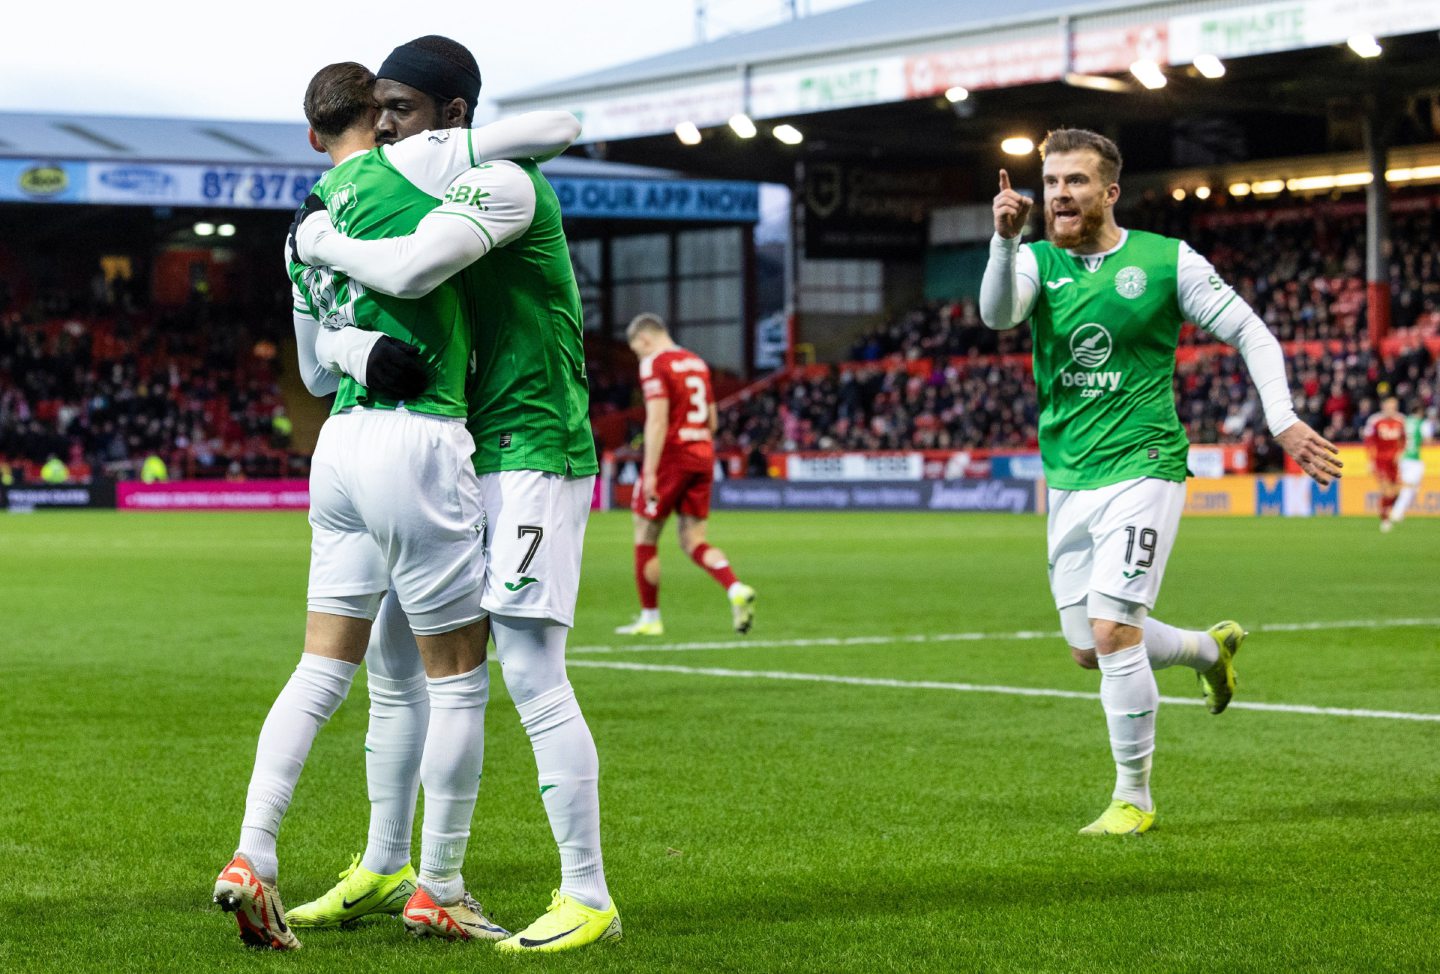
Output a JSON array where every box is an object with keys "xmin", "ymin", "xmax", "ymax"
[
  {"xmin": 374, "ymin": 34, "xmax": 482, "ymax": 144},
  {"xmin": 291, "ymin": 35, "xmax": 621, "ymax": 953},
  {"xmin": 213, "ymin": 57, "xmax": 585, "ymax": 951}
]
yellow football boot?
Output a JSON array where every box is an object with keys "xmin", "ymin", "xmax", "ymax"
[
  {"xmin": 1079, "ymin": 799, "xmax": 1156, "ymax": 836},
  {"xmin": 284, "ymin": 853, "xmax": 416, "ymax": 929},
  {"xmin": 495, "ymin": 890, "xmax": 621, "ymax": 953}
]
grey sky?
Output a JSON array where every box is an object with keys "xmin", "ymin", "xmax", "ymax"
[{"xmin": 4, "ymin": 0, "xmax": 860, "ymax": 123}]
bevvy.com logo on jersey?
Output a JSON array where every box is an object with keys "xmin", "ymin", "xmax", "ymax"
[{"xmin": 1063, "ymin": 323, "xmax": 1121, "ymax": 398}]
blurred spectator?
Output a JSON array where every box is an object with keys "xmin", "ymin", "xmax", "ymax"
[
  {"xmin": 40, "ymin": 454, "xmax": 69, "ymax": 483},
  {"xmin": 141, "ymin": 453, "xmax": 168, "ymax": 484}
]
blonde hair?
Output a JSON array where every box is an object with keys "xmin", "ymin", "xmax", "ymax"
[{"xmin": 626, "ymin": 312, "xmax": 668, "ymax": 341}]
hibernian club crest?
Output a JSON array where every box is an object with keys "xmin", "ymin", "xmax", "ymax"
[{"xmin": 1115, "ymin": 266, "xmax": 1147, "ymax": 299}]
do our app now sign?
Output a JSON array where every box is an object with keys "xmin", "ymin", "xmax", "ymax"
[{"xmin": 549, "ymin": 178, "xmax": 758, "ymax": 222}]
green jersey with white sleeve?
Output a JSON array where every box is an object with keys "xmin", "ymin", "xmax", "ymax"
[
  {"xmin": 436, "ymin": 159, "xmax": 596, "ymax": 477},
  {"xmin": 302, "ymin": 147, "xmax": 597, "ymax": 478},
  {"xmin": 289, "ymin": 135, "xmax": 485, "ymax": 419},
  {"xmin": 1402, "ymin": 415, "xmax": 1424, "ymax": 461},
  {"xmin": 1026, "ymin": 230, "xmax": 1188, "ymax": 489},
  {"xmin": 987, "ymin": 228, "xmax": 1298, "ymax": 491}
]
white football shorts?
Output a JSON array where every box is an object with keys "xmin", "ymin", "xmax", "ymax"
[
  {"xmin": 1047, "ymin": 476, "xmax": 1186, "ymax": 614},
  {"xmin": 307, "ymin": 408, "xmax": 486, "ymax": 634},
  {"xmin": 1400, "ymin": 458, "xmax": 1425, "ymax": 487},
  {"xmin": 478, "ymin": 470, "xmax": 593, "ymax": 627}
]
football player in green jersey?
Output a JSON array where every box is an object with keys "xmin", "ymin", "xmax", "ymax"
[
  {"xmin": 216, "ymin": 59, "xmax": 510, "ymax": 951},
  {"xmin": 981, "ymin": 128, "xmax": 1342, "ymax": 836},
  {"xmin": 292, "ymin": 37, "xmax": 619, "ymax": 952},
  {"xmin": 271, "ymin": 60, "xmax": 581, "ymax": 947},
  {"xmin": 1391, "ymin": 400, "xmax": 1434, "ymax": 524}
]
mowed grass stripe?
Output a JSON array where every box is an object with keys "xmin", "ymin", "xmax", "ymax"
[
  {"xmin": 570, "ymin": 616, "xmax": 1440, "ymax": 655},
  {"xmin": 571, "ymin": 659, "xmax": 1440, "ymax": 722}
]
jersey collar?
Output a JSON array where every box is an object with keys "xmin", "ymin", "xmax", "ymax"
[{"xmin": 1066, "ymin": 227, "xmax": 1128, "ymax": 259}]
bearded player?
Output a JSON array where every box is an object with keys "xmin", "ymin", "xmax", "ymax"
[
  {"xmin": 1391, "ymin": 400, "xmax": 1434, "ymax": 524},
  {"xmin": 1365, "ymin": 396, "xmax": 1406, "ymax": 531},
  {"xmin": 981, "ymin": 128, "xmax": 1342, "ymax": 836},
  {"xmin": 614, "ymin": 313, "xmax": 756, "ymax": 637}
]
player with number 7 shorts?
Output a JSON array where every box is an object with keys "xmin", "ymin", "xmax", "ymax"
[{"xmin": 292, "ymin": 34, "xmax": 618, "ymax": 953}]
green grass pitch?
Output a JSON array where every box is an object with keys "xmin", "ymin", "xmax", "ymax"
[{"xmin": 1, "ymin": 510, "xmax": 1436, "ymax": 973}]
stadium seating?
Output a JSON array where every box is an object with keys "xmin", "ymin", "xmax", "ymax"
[{"xmin": 0, "ymin": 306, "xmax": 302, "ymax": 483}]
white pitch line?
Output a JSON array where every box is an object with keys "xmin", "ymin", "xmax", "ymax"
[
  {"xmin": 569, "ymin": 660, "xmax": 1440, "ymax": 723},
  {"xmin": 569, "ymin": 617, "xmax": 1440, "ymax": 656}
]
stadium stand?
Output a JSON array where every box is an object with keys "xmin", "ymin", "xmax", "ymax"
[
  {"xmin": 0, "ymin": 300, "xmax": 301, "ymax": 484},
  {"xmin": 718, "ymin": 341, "xmax": 1436, "ymax": 471},
  {"xmin": 6, "ymin": 193, "xmax": 1437, "ymax": 483}
]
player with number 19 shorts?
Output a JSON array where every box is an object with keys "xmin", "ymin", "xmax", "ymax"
[{"xmin": 981, "ymin": 127, "xmax": 1339, "ymax": 838}]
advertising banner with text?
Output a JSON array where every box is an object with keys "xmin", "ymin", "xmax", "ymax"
[
  {"xmin": 0, "ymin": 481, "xmax": 116, "ymax": 510},
  {"xmin": 118, "ymin": 480, "xmax": 309, "ymax": 511},
  {"xmin": 714, "ymin": 478, "xmax": 1037, "ymax": 513}
]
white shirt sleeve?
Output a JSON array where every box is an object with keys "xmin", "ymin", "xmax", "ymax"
[
  {"xmin": 292, "ymin": 311, "xmax": 339, "ymax": 397},
  {"xmin": 1179, "ymin": 242, "xmax": 1299, "ymax": 437},
  {"xmin": 979, "ymin": 233, "xmax": 1039, "ymax": 330},
  {"xmin": 314, "ymin": 322, "xmax": 381, "ymax": 385},
  {"xmin": 299, "ymin": 160, "xmax": 537, "ymax": 299},
  {"xmin": 290, "ymin": 259, "xmax": 379, "ymax": 388},
  {"xmin": 382, "ymin": 112, "xmax": 580, "ymax": 196}
]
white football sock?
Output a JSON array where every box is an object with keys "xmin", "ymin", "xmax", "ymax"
[
  {"xmin": 238, "ymin": 653, "xmax": 359, "ymax": 882},
  {"xmin": 1096, "ymin": 643, "xmax": 1157, "ymax": 812},
  {"xmin": 359, "ymin": 592, "xmax": 427, "ymax": 876},
  {"xmin": 639, "ymin": 608, "xmax": 661, "ymax": 625},
  {"xmin": 417, "ymin": 663, "xmax": 488, "ymax": 904},
  {"xmin": 494, "ymin": 615, "xmax": 610, "ymax": 911},
  {"xmin": 1142, "ymin": 618, "xmax": 1220, "ymax": 672},
  {"xmin": 1393, "ymin": 486, "xmax": 1416, "ymax": 521}
]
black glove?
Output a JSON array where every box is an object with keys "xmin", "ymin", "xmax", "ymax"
[
  {"xmin": 287, "ymin": 192, "xmax": 328, "ymax": 265},
  {"xmin": 366, "ymin": 336, "xmax": 428, "ymax": 400}
]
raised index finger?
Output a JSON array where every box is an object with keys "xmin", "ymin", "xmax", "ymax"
[{"xmin": 999, "ymin": 169, "xmax": 1011, "ymax": 193}]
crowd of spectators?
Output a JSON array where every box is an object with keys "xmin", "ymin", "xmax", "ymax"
[
  {"xmin": 0, "ymin": 303, "xmax": 301, "ymax": 484},
  {"xmin": 6, "ymin": 192, "xmax": 1437, "ymax": 484},
  {"xmin": 721, "ymin": 340, "xmax": 1437, "ymax": 467},
  {"xmin": 718, "ymin": 360, "xmax": 1038, "ymax": 454},
  {"xmin": 847, "ymin": 192, "xmax": 1440, "ymax": 363}
]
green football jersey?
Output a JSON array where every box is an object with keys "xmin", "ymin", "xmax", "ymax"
[
  {"xmin": 1028, "ymin": 230, "xmax": 1190, "ymax": 490},
  {"xmin": 1403, "ymin": 416, "xmax": 1423, "ymax": 461},
  {"xmin": 289, "ymin": 150, "xmax": 472, "ymax": 419},
  {"xmin": 449, "ymin": 161, "xmax": 597, "ymax": 477}
]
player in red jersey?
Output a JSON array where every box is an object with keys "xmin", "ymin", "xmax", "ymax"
[
  {"xmin": 615, "ymin": 313, "xmax": 756, "ymax": 636},
  {"xmin": 1364, "ymin": 396, "xmax": 1406, "ymax": 532}
]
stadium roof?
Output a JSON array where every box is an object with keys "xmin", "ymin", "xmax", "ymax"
[
  {"xmin": 494, "ymin": 0, "xmax": 1440, "ymax": 186},
  {"xmin": 0, "ymin": 112, "xmax": 320, "ymax": 166},
  {"xmin": 498, "ymin": 0, "xmax": 1440, "ymax": 153},
  {"xmin": 0, "ymin": 110, "xmax": 683, "ymax": 178},
  {"xmin": 506, "ymin": 0, "xmax": 1139, "ymax": 101}
]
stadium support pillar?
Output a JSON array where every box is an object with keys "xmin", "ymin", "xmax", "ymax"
[
  {"xmin": 743, "ymin": 226, "xmax": 758, "ymax": 379},
  {"xmin": 787, "ymin": 159, "xmax": 804, "ymax": 372},
  {"xmin": 1363, "ymin": 106, "xmax": 1391, "ymax": 351}
]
